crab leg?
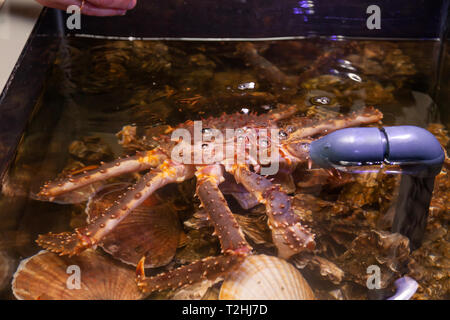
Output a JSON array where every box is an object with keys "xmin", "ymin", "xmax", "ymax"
[
  {"xmin": 265, "ymin": 103, "xmax": 304, "ymax": 121},
  {"xmin": 36, "ymin": 160, "xmax": 195, "ymax": 256},
  {"xmin": 287, "ymin": 106, "xmax": 383, "ymax": 141},
  {"xmin": 136, "ymin": 164, "xmax": 252, "ymax": 294},
  {"xmin": 38, "ymin": 149, "xmax": 168, "ymax": 200},
  {"xmin": 195, "ymin": 165, "xmax": 252, "ymax": 254},
  {"xmin": 136, "ymin": 253, "xmax": 246, "ymax": 294},
  {"xmin": 230, "ymin": 164, "xmax": 315, "ymax": 259},
  {"xmin": 236, "ymin": 42, "xmax": 298, "ymax": 88},
  {"xmin": 297, "ymin": 45, "xmax": 352, "ymax": 84}
]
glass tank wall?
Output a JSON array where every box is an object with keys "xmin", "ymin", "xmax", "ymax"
[{"xmin": 0, "ymin": 1, "xmax": 448, "ymax": 300}]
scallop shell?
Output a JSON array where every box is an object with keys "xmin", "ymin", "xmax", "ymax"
[
  {"xmin": 87, "ymin": 183, "xmax": 181, "ymax": 268},
  {"xmin": 219, "ymin": 255, "xmax": 315, "ymax": 300},
  {"xmin": 12, "ymin": 250, "xmax": 144, "ymax": 300}
]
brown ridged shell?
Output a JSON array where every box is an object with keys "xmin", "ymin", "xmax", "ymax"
[
  {"xmin": 87, "ymin": 183, "xmax": 181, "ymax": 268},
  {"xmin": 219, "ymin": 255, "xmax": 315, "ymax": 300},
  {"xmin": 12, "ymin": 250, "xmax": 144, "ymax": 300}
]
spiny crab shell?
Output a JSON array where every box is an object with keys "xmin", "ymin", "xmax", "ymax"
[{"xmin": 30, "ymin": 103, "xmax": 382, "ymax": 296}]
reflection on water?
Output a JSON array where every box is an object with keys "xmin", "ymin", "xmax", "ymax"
[{"xmin": 0, "ymin": 38, "xmax": 448, "ymax": 300}]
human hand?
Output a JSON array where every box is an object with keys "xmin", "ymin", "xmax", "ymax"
[{"xmin": 36, "ymin": 0, "xmax": 137, "ymax": 16}]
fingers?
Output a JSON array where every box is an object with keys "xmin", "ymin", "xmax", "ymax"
[
  {"xmin": 87, "ymin": 0, "xmax": 136, "ymax": 10},
  {"xmin": 36, "ymin": 0, "xmax": 137, "ymax": 16},
  {"xmin": 82, "ymin": 1, "xmax": 128, "ymax": 16}
]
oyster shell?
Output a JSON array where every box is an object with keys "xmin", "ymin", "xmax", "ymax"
[
  {"xmin": 292, "ymin": 253, "xmax": 344, "ymax": 285},
  {"xmin": 169, "ymin": 279, "xmax": 220, "ymax": 300},
  {"xmin": 219, "ymin": 255, "xmax": 315, "ymax": 300},
  {"xmin": 184, "ymin": 210, "xmax": 272, "ymax": 246},
  {"xmin": 174, "ymin": 229, "xmax": 220, "ymax": 264},
  {"xmin": 337, "ymin": 230, "xmax": 411, "ymax": 289},
  {"xmin": 87, "ymin": 183, "xmax": 182, "ymax": 268},
  {"xmin": 233, "ymin": 214, "xmax": 272, "ymax": 246},
  {"xmin": 12, "ymin": 250, "xmax": 144, "ymax": 300}
]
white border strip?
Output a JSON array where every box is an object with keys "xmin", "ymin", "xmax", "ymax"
[{"xmin": 0, "ymin": 1, "xmax": 42, "ymax": 95}]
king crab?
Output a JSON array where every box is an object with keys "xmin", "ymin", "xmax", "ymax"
[{"xmin": 36, "ymin": 104, "xmax": 383, "ymax": 295}]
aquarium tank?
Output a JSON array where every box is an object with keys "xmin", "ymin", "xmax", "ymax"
[{"xmin": 0, "ymin": 0, "xmax": 448, "ymax": 300}]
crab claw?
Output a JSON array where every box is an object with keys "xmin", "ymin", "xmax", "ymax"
[{"xmin": 36, "ymin": 231, "xmax": 94, "ymax": 257}]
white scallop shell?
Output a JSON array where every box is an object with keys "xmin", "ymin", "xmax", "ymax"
[{"xmin": 219, "ymin": 255, "xmax": 315, "ymax": 300}]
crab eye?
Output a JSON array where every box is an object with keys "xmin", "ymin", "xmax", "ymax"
[{"xmin": 278, "ymin": 130, "xmax": 288, "ymax": 139}]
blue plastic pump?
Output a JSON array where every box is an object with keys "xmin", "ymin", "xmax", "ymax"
[
  {"xmin": 309, "ymin": 125, "xmax": 445, "ymax": 249},
  {"xmin": 309, "ymin": 126, "xmax": 445, "ymax": 171}
]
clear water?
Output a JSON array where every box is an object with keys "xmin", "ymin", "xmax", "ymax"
[{"xmin": 0, "ymin": 38, "xmax": 448, "ymax": 300}]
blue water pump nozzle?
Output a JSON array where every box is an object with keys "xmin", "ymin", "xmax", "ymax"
[{"xmin": 309, "ymin": 125, "xmax": 445, "ymax": 249}]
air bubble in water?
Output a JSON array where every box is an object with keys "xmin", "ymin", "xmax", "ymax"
[
  {"xmin": 237, "ymin": 82, "xmax": 255, "ymax": 90},
  {"xmin": 311, "ymin": 96, "xmax": 331, "ymax": 105}
]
